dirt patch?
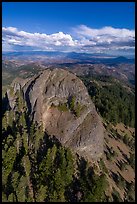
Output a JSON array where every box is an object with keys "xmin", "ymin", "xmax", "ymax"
[
  {"xmin": 113, "ymin": 123, "xmax": 135, "ymax": 138},
  {"xmin": 103, "ymin": 127, "xmax": 135, "ymax": 201}
]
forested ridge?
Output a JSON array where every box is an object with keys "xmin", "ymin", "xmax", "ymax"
[{"xmin": 80, "ymin": 75, "xmax": 135, "ymax": 127}]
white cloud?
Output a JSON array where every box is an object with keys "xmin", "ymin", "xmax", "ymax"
[
  {"xmin": 2, "ymin": 25, "xmax": 135, "ymax": 56},
  {"xmin": 73, "ymin": 25, "xmax": 135, "ymax": 54},
  {"xmin": 74, "ymin": 25, "xmax": 134, "ymax": 38},
  {"xmin": 2, "ymin": 27, "xmax": 77, "ymax": 51}
]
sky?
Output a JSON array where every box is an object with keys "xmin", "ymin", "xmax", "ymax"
[{"xmin": 2, "ymin": 2, "xmax": 135, "ymax": 56}]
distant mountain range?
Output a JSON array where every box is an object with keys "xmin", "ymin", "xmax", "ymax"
[{"xmin": 2, "ymin": 51, "xmax": 135, "ymax": 64}]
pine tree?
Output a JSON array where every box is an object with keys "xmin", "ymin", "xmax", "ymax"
[{"xmin": 36, "ymin": 185, "xmax": 48, "ymax": 202}]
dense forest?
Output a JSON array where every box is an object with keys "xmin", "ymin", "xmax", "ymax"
[
  {"xmin": 80, "ymin": 75, "xmax": 135, "ymax": 127},
  {"xmin": 2, "ymin": 89, "xmax": 109, "ymax": 202}
]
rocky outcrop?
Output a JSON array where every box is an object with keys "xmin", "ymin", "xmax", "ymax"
[{"xmin": 8, "ymin": 68, "xmax": 104, "ymax": 160}]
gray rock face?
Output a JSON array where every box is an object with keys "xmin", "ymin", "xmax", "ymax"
[{"xmin": 9, "ymin": 68, "xmax": 104, "ymax": 160}]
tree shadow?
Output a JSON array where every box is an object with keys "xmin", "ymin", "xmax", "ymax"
[
  {"xmin": 2, "ymin": 92, "xmax": 11, "ymax": 116},
  {"xmin": 110, "ymin": 170, "xmax": 119, "ymax": 183},
  {"xmin": 117, "ymin": 146, "xmax": 129, "ymax": 162}
]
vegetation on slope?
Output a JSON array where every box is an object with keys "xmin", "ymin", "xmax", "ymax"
[
  {"xmin": 2, "ymin": 89, "xmax": 108, "ymax": 202},
  {"xmin": 80, "ymin": 75, "xmax": 135, "ymax": 127},
  {"xmin": 52, "ymin": 96, "xmax": 86, "ymax": 117}
]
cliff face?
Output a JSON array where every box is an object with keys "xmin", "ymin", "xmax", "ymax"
[{"xmin": 7, "ymin": 68, "xmax": 104, "ymax": 160}]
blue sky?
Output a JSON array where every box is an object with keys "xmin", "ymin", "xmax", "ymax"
[{"xmin": 2, "ymin": 2, "xmax": 135, "ymax": 56}]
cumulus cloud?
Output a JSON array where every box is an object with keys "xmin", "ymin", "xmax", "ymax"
[
  {"xmin": 2, "ymin": 25, "xmax": 135, "ymax": 56},
  {"xmin": 74, "ymin": 25, "xmax": 134, "ymax": 38},
  {"xmin": 2, "ymin": 27, "xmax": 77, "ymax": 51},
  {"xmin": 73, "ymin": 25, "xmax": 135, "ymax": 54}
]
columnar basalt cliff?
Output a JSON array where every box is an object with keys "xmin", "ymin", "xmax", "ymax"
[{"xmin": 7, "ymin": 68, "xmax": 104, "ymax": 160}]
